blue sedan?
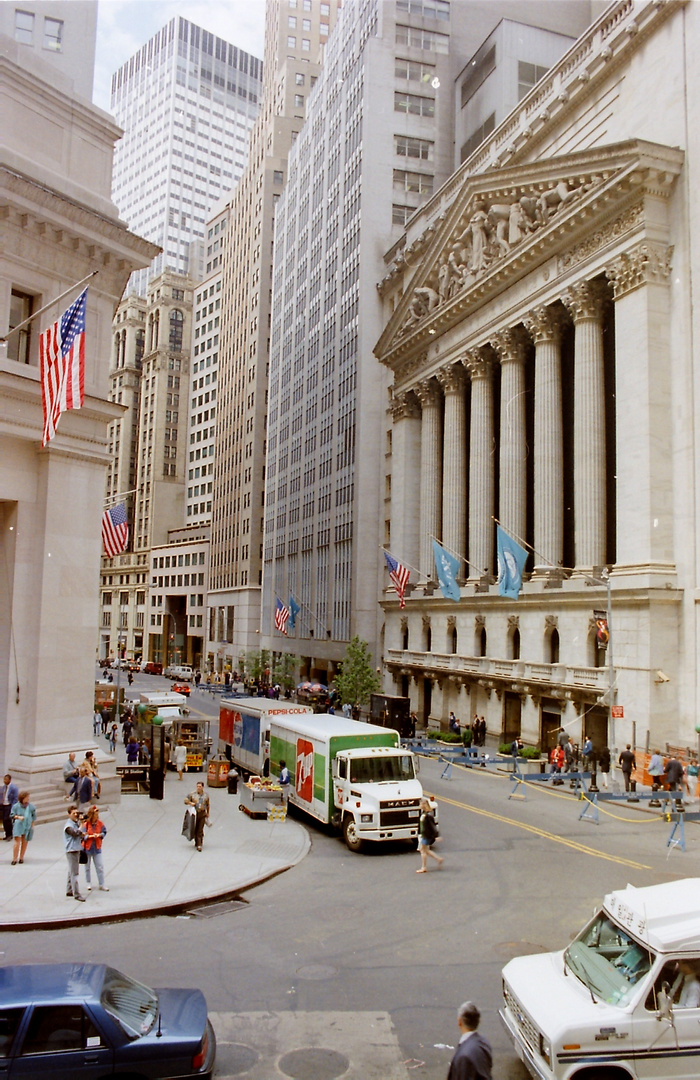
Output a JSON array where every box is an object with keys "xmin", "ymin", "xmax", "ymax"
[{"xmin": 0, "ymin": 964, "xmax": 215, "ymax": 1079}]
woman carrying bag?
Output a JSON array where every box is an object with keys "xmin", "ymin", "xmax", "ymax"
[
  {"xmin": 416, "ymin": 797, "xmax": 443, "ymax": 873},
  {"xmin": 81, "ymin": 804, "xmax": 109, "ymax": 891}
]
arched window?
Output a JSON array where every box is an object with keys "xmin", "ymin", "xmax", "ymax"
[
  {"xmin": 508, "ymin": 627, "xmax": 520, "ymax": 661},
  {"xmin": 549, "ymin": 628, "xmax": 560, "ymax": 664},
  {"xmin": 478, "ymin": 626, "xmax": 487, "ymax": 657},
  {"xmin": 402, "ymin": 624, "xmax": 409, "ymax": 650},
  {"xmin": 169, "ymin": 309, "xmax": 184, "ymax": 352},
  {"xmin": 449, "ymin": 625, "xmax": 457, "ymax": 654}
]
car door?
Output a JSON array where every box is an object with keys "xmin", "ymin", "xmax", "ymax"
[
  {"xmin": 0, "ymin": 1009, "xmax": 25, "ymax": 1080},
  {"xmin": 8, "ymin": 1004, "xmax": 113, "ymax": 1080},
  {"xmin": 634, "ymin": 958, "xmax": 700, "ymax": 1079}
]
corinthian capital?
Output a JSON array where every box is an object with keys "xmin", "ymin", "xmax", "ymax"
[
  {"xmin": 390, "ymin": 391, "xmax": 421, "ymax": 422},
  {"xmin": 464, "ymin": 346, "xmax": 492, "ymax": 381},
  {"xmin": 523, "ymin": 304, "xmax": 564, "ymax": 344},
  {"xmin": 562, "ymin": 279, "xmax": 610, "ymax": 322},
  {"xmin": 490, "ymin": 326, "xmax": 528, "ymax": 365},
  {"xmin": 436, "ymin": 363, "xmax": 467, "ymax": 394},
  {"xmin": 606, "ymin": 241, "xmax": 674, "ymax": 299},
  {"xmin": 414, "ymin": 378, "xmax": 442, "ymax": 409}
]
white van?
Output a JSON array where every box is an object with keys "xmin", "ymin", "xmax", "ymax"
[
  {"xmin": 501, "ymin": 878, "xmax": 700, "ymax": 1080},
  {"xmin": 164, "ymin": 664, "xmax": 194, "ymax": 681}
]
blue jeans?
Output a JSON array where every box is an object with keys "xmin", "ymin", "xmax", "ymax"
[{"xmin": 85, "ymin": 848, "xmax": 105, "ymax": 887}]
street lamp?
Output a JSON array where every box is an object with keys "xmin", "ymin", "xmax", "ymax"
[{"xmin": 584, "ymin": 568, "xmax": 615, "ymax": 753}]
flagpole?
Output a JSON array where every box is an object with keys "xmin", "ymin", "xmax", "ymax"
[
  {"xmin": 0, "ymin": 270, "xmax": 98, "ymax": 343},
  {"xmin": 491, "ymin": 517, "xmax": 574, "ymax": 573},
  {"xmin": 104, "ymin": 489, "xmax": 137, "ymax": 507},
  {"xmin": 428, "ymin": 534, "xmax": 487, "ymax": 578},
  {"xmin": 287, "ymin": 594, "xmax": 331, "ymax": 638},
  {"xmin": 380, "ymin": 546, "xmax": 422, "ymax": 579}
]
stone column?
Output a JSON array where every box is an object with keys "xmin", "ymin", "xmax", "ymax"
[
  {"xmin": 415, "ymin": 378, "xmax": 443, "ymax": 581},
  {"xmin": 563, "ymin": 281, "xmax": 608, "ymax": 570},
  {"xmin": 491, "ymin": 327, "xmax": 528, "ymax": 544},
  {"xmin": 437, "ymin": 364, "xmax": 467, "ymax": 580},
  {"xmin": 390, "ymin": 392, "xmax": 422, "ymax": 576},
  {"xmin": 465, "ymin": 347, "xmax": 494, "ymax": 579},
  {"xmin": 523, "ymin": 306, "xmax": 564, "ymax": 573}
]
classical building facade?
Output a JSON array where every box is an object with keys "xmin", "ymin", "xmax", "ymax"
[
  {"xmin": 375, "ymin": 0, "xmax": 698, "ymax": 753},
  {"xmin": 0, "ymin": 20, "xmax": 156, "ymax": 790}
]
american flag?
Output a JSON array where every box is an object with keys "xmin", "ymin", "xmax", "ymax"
[
  {"xmin": 40, "ymin": 287, "xmax": 87, "ymax": 446},
  {"xmin": 102, "ymin": 503, "xmax": 129, "ymax": 557},
  {"xmin": 384, "ymin": 551, "xmax": 410, "ymax": 609},
  {"xmin": 275, "ymin": 598, "xmax": 290, "ymax": 635}
]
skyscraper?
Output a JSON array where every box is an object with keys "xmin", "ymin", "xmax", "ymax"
[
  {"xmin": 110, "ymin": 17, "xmax": 263, "ymax": 296},
  {"xmin": 261, "ymin": 0, "xmax": 592, "ymax": 684},
  {"xmin": 207, "ymin": 0, "xmax": 341, "ymax": 674}
]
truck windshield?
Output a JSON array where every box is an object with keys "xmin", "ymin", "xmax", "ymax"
[
  {"xmin": 349, "ymin": 755, "xmax": 415, "ymax": 783},
  {"xmin": 564, "ymin": 912, "xmax": 655, "ymax": 1006}
]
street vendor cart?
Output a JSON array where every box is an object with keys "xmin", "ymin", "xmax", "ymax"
[{"xmin": 238, "ymin": 778, "xmax": 284, "ymax": 818}]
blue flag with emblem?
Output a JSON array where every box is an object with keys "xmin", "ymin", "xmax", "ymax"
[
  {"xmin": 432, "ymin": 539, "xmax": 461, "ymax": 601},
  {"xmin": 496, "ymin": 525, "xmax": 528, "ymax": 599},
  {"xmin": 288, "ymin": 595, "xmax": 301, "ymax": 630}
]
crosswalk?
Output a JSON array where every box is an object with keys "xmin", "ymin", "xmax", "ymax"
[{"xmin": 210, "ymin": 1010, "xmax": 411, "ymax": 1079}]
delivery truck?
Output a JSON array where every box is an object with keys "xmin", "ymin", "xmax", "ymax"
[
  {"xmin": 269, "ymin": 713, "xmax": 429, "ymax": 852},
  {"xmin": 218, "ymin": 697, "xmax": 314, "ymax": 778},
  {"xmin": 500, "ymin": 877, "xmax": 700, "ymax": 1080}
]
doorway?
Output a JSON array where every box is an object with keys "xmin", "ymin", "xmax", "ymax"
[{"xmin": 502, "ymin": 692, "xmax": 522, "ymax": 744}]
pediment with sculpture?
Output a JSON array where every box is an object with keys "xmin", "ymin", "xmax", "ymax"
[{"xmin": 375, "ymin": 140, "xmax": 683, "ymax": 370}]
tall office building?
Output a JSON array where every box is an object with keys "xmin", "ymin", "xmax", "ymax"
[
  {"xmin": 207, "ymin": 0, "xmax": 341, "ymax": 674},
  {"xmin": 110, "ymin": 17, "xmax": 263, "ymax": 296},
  {"xmin": 261, "ymin": 0, "xmax": 591, "ymax": 684}
]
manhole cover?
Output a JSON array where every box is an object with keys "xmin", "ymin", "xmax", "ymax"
[
  {"xmin": 295, "ymin": 964, "xmax": 338, "ymax": 980},
  {"xmin": 215, "ymin": 1042, "xmax": 259, "ymax": 1074},
  {"xmin": 279, "ymin": 1047, "xmax": 349, "ymax": 1080},
  {"xmin": 185, "ymin": 899, "xmax": 248, "ymax": 919}
]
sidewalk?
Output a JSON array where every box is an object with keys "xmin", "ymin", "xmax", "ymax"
[{"xmin": 0, "ymin": 765, "xmax": 310, "ymax": 929}]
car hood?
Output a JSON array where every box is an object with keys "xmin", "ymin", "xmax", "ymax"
[{"xmin": 503, "ymin": 950, "xmax": 631, "ymax": 1042}]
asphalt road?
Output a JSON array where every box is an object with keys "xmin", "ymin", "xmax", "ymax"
[{"xmin": 3, "ymin": 708, "xmax": 699, "ymax": 1079}]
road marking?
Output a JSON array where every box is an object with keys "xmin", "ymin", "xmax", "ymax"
[{"xmin": 438, "ymin": 794, "xmax": 652, "ymax": 870}]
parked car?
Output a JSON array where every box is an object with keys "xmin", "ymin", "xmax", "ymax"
[
  {"xmin": 144, "ymin": 662, "xmax": 163, "ymax": 676},
  {"xmin": 172, "ymin": 683, "xmax": 191, "ymax": 697},
  {"xmin": 127, "ymin": 659, "xmax": 141, "ymax": 672},
  {"xmin": 0, "ymin": 962, "xmax": 216, "ymax": 1079}
]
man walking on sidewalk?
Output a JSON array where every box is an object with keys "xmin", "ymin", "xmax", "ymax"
[
  {"xmin": 618, "ymin": 744, "xmax": 636, "ymax": 792},
  {"xmin": 184, "ymin": 781, "xmax": 210, "ymax": 852},
  {"xmin": 64, "ymin": 805, "xmax": 86, "ymax": 901}
]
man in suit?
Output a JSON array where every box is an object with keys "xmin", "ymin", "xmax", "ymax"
[
  {"xmin": 1, "ymin": 774, "xmax": 19, "ymax": 840},
  {"xmin": 447, "ymin": 1000, "xmax": 492, "ymax": 1080}
]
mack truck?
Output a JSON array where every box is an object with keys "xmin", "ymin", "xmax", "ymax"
[
  {"xmin": 268, "ymin": 713, "xmax": 430, "ymax": 852},
  {"xmin": 218, "ymin": 697, "xmax": 314, "ymax": 778}
]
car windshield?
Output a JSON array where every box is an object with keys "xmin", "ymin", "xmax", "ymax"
[
  {"xmin": 349, "ymin": 755, "xmax": 415, "ymax": 783},
  {"xmin": 101, "ymin": 966, "xmax": 159, "ymax": 1038},
  {"xmin": 564, "ymin": 913, "xmax": 655, "ymax": 1006}
]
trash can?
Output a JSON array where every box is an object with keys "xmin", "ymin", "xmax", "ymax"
[
  {"xmin": 227, "ymin": 768, "xmax": 239, "ymax": 795},
  {"xmin": 207, "ymin": 754, "xmax": 230, "ymax": 788}
]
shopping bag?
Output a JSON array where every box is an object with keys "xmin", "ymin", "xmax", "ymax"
[{"xmin": 182, "ymin": 807, "xmax": 196, "ymax": 841}]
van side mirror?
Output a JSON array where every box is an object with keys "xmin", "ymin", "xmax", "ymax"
[{"xmin": 657, "ymin": 983, "xmax": 674, "ymax": 1022}]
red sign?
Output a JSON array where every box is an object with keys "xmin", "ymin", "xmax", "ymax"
[
  {"xmin": 296, "ymin": 738, "xmax": 314, "ymax": 803},
  {"xmin": 611, "ymin": 705, "xmax": 624, "ymax": 719}
]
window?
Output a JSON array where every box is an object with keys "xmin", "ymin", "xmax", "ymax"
[
  {"xmin": 396, "ymin": 135, "xmax": 433, "ymax": 161},
  {"xmin": 396, "ymin": 24, "xmax": 449, "ymax": 54},
  {"xmin": 294, "ymin": 94, "xmax": 304, "ymax": 108},
  {"xmin": 460, "ymin": 113, "xmax": 496, "ymax": 163},
  {"xmin": 288, "ymin": 15, "xmax": 297, "ymax": 27},
  {"xmin": 14, "ymin": 9, "xmax": 34, "ymax": 44},
  {"xmin": 302, "ymin": 39, "xmax": 310, "ymax": 52},
  {"xmin": 8, "ymin": 289, "xmax": 34, "ymax": 364},
  {"xmin": 0, "ymin": 1008, "xmax": 23, "ymax": 1058},
  {"xmin": 295, "ymin": 73, "xmax": 305, "ymax": 85},
  {"xmin": 394, "ymin": 92, "xmax": 435, "ymax": 117},
  {"xmin": 43, "ymin": 16, "xmax": 63, "ymax": 51},
  {"xmin": 461, "ymin": 44, "xmax": 496, "ymax": 107},
  {"xmin": 169, "ymin": 309, "xmax": 184, "ymax": 352},
  {"xmin": 392, "ymin": 204, "xmax": 414, "ymax": 227},
  {"xmin": 287, "ymin": 35, "xmax": 296, "ymax": 48},
  {"xmin": 518, "ymin": 60, "xmax": 549, "ymax": 100},
  {"xmin": 20, "ymin": 1005, "xmax": 102, "ymax": 1054},
  {"xmin": 393, "ymin": 169, "xmax": 433, "ymax": 196},
  {"xmin": 397, "ymin": 0, "xmax": 450, "ymax": 18},
  {"xmin": 395, "ymin": 58, "xmax": 435, "ymax": 84}
]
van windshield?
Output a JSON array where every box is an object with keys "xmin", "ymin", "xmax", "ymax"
[
  {"xmin": 564, "ymin": 912, "xmax": 655, "ymax": 1006},
  {"xmin": 349, "ymin": 755, "xmax": 415, "ymax": 783}
]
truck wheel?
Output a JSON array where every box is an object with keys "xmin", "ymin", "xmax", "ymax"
[{"xmin": 343, "ymin": 816, "xmax": 364, "ymax": 853}]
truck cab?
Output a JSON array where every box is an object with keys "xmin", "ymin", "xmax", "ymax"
[
  {"xmin": 501, "ymin": 878, "xmax": 700, "ymax": 1080},
  {"xmin": 331, "ymin": 745, "xmax": 426, "ymax": 851}
]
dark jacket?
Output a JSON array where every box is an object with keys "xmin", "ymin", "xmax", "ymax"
[
  {"xmin": 447, "ymin": 1031, "xmax": 492, "ymax": 1080},
  {"xmin": 665, "ymin": 758, "xmax": 684, "ymax": 786},
  {"xmin": 618, "ymin": 749, "xmax": 636, "ymax": 774},
  {"xmin": 419, "ymin": 809, "xmax": 438, "ymax": 844}
]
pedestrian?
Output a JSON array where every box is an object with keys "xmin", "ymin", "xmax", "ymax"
[
  {"xmin": 416, "ymin": 797, "xmax": 443, "ymax": 873},
  {"xmin": 64, "ymin": 805, "xmax": 86, "ymax": 901},
  {"xmin": 184, "ymin": 781, "xmax": 210, "ymax": 851},
  {"xmin": 279, "ymin": 759, "xmax": 291, "ymax": 804},
  {"xmin": 564, "ymin": 738, "xmax": 576, "ymax": 773},
  {"xmin": 688, "ymin": 759, "xmax": 700, "ymax": 801},
  {"xmin": 63, "ymin": 751, "xmax": 79, "ymax": 799},
  {"xmin": 665, "ymin": 754, "xmax": 684, "ymax": 796},
  {"xmin": 109, "ymin": 722, "xmax": 118, "ymax": 753},
  {"xmin": 1, "ymin": 773, "xmax": 19, "ymax": 841},
  {"xmin": 618, "ymin": 744, "xmax": 636, "ymax": 791},
  {"xmin": 648, "ymin": 748, "xmax": 664, "ymax": 789},
  {"xmin": 550, "ymin": 745, "xmax": 564, "ymax": 774},
  {"xmin": 599, "ymin": 745, "xmax": 611, "ymax": 788},
  {"xmin": 479, "ymin": 717, "xmax": 486, "ymax": 746},
  {"xmin": 557, "ymin": 726, "xmax": 568, "ymax": 750},
  {"xmin": 82, "ymin": 804, "xmax": 109, "ymax": 892},
  {"xmin": 511, "ymin": 737, "xmax": 523, "ymax": 773},
  {"xmin": 76, "ymin": 766, "xmax": 94, "ymax": 807},
  {"xmin": 126, "ymin": 736, "xmax": 140, "ymax": 764},
  {"xmin": 194, "ymin": 670, "xmax": 201, "ymax": 688},
  {"xmin": 82, "ymin": 751, "xmax": 101, "ymax": 799},
  {"xmin": 174, "ymin": 740, "xmax": 188, "ymax": 780},
  {"xmin": 140, "ymin": 739, "xmax": 151, "ymax": 766},
  {"xmin": 449, "ymin": 712, "xmax": 459, "ymax": 735},
  {"xmin": 127, "ymin": 671, "xmax": 134, "ymax": 686},
  {"xmin": 447, "ymin": 1000, "xmax": 492, "ymax": 1080},
  {"xmin": 122, "ymin": 714, "xmax": 133, "ymax": 746},
  {"xmin": 582, "ymin": 735, "xmax": 593, "ymax": 770},
  {"xmin": 10, "ymin": 790, "xmax": 36, "ymax": 865},
  {"xmin": 93, "ymin": 709, "xmax": 101, "ymax": 736}
]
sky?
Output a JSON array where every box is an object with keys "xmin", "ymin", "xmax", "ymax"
[{"xmin": 93, "ymin": 0, "xmax": 266, "ymax": 112}]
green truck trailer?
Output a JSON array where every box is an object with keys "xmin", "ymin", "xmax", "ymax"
[{"xmin": 269, "ymin": 713, "xmax": 432, "ymax": 852}]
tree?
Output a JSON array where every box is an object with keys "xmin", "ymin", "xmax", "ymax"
[
  {"xmin": 272, "ymin": 652, "xmax": 297, "ymax": 692},
  {"xmin": 335, "ymin": 636, "xmax": 380, "ymax": 708},
  {"xmin": 245, "ymin": 649, "xmax": 271, "ymax": 684}
]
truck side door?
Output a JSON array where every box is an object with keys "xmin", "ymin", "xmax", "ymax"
[{"xmin": 634, "ymin": 957, "xmax": 700, "ymax": 1079}]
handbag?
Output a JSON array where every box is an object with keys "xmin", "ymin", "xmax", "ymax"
[
  {"xmin": 79, "ymin": 849, "xmax": 88, "ymax": 864},
  {"xmin": 182, "ymin": 807, "xmax": 196, "ymax": 841}
]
